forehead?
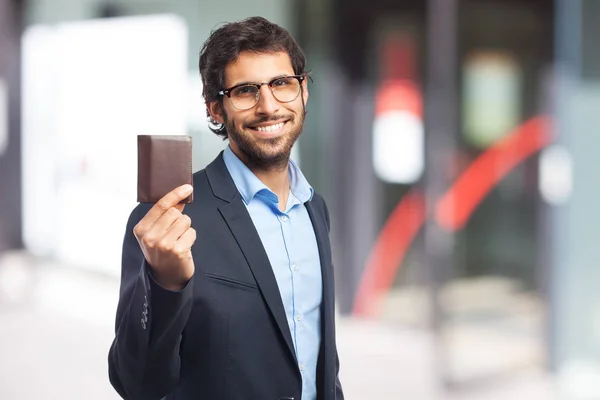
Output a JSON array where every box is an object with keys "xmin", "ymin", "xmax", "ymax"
[{"xmin": 224, "ymin": 51, "xmax": 294, "ymax": 87}]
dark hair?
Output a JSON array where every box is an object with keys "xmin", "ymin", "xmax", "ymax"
[{"xmin": 198, "ymin": 16, "xmax": 308, "ymax": 138}]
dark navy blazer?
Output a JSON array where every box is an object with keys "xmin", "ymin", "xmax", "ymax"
[{"xmin": 108, "ymin": 152, "xmax": 344, "ymax": 400}]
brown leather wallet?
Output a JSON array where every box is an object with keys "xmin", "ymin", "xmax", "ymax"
[{"xmin": 137, "ymin": 135, "xmax": 193, "ymax": 204}]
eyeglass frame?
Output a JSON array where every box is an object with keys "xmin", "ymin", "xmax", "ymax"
[{"xmin": 217, "ymin": 74, "xmax": 307, "ymax": 110}]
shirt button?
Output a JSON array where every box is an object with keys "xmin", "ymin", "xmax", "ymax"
[
  {"xmin": 296, "ymin": 314, "xmax": 303, "ymax": 322},
  {"xmin": 281, "ymin": 215, "xmax": 288, "ymax": 222},
  {"xmin": 292, "ymin": 263, "xmax": 298, "ymax": 271},
  {"xmin": 299, "ymin": 364, "xmax": 305, "ymax": 372}
]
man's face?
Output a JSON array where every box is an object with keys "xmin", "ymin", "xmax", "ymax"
[{"xmin": 208, "ymin": 51, "xmax": 309, "ymax": 170}]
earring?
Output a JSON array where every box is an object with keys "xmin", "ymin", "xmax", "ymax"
[
  {"xmin": 206, "ymin": 109, "xmax": 223, "ymax": 130},
  {"xmin": 207, "ymin": 116, "xmax": 223, "ymax": 131}
]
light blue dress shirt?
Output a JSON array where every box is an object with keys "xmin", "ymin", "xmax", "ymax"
[{"xmin": 223, "ymin": 145, "xmax": 323, "ymax": 400}]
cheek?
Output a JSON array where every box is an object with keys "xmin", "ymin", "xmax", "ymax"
[
  {"xmin": 294, "ymin": 99, "xmax": 306, "ymax": 117},
  {"xmin": 223, "ymin": 109, "xmax": 244, "ymax": 128}
]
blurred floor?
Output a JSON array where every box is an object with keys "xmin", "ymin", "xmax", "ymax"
[{"xmin": 0, "ymin": 251, "xmax": 557, "ymax": 400}]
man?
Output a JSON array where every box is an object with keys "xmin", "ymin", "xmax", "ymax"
[{"xmin": 108, "ymin": 16, "xmax": 344, "ymax": 400}]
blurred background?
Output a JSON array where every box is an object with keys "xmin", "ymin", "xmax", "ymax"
[{"xmin": 0, "ymin": 0, "xmax": 599, "ymax": 398}]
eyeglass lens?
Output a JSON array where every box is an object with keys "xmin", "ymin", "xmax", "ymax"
[{"xmin": 229, "ymin": 77, "xmax": 301, "ymax": 110}]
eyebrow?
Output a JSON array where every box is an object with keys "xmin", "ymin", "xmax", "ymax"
[{"xmin": 228, "ymin": 74, "xmax": 293, "ymax": 88}]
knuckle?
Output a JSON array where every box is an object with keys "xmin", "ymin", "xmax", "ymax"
[
  {"xmin": 173, "ymin": 244, "xmax": 186, "ymax": 255},
  {"xmin": 133, "ymin": 224, "xmax": 143, "ymax": 238},
  {"xmin": 157, "ymin": 238, "xmax": 174, "ymax": 252},
  {"xmin": 143, "ymin": 233, "xmax": 158, "ymax": 248},
  {"xmin": 156, "ymin": 201, "xmax": 170, "ymax": 213},
  {"xmin": 167, "ymin": 207, "xmax": 181, "ymax": 219}
]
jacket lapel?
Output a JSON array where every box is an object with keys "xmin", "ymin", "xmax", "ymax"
[
  {"xmin": 306, "ymin": 201, "xmax": 334, "ymax": 320},
  {"xmin": 206, "ymin": 153, "xmax": 297, "ymax": 364}
]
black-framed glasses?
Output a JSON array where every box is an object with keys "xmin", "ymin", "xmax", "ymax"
[{"xmin": 218, "ymin": 75, "xmax": 305, "ymax": 111}]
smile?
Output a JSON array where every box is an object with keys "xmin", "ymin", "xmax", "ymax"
[{"xmin": 255, "ymin": 122, "xmax": 285, "ymax": 133}]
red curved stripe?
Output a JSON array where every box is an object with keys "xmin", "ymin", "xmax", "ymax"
[
  {"xmin": 436, "ymin": 116, "xmax": 553, "ymax": 231},
  {"xmin": 352, "ymin": 190, "xmax": 425, "ymax": 316},
  {"xmin": 352, "ymin": 116, "xmax": 553, "ymax": 317}
]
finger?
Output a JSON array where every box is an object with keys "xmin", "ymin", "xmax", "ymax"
[
  {"xmin": 135, "ymin": 185, "xmax": 192, "ymax": 236},
  {"xmin": 162, "ymin": 214, "xmax": 192, "ymax": 243},
  {"xmin": 151, "ymin": 206, "xmax": 185, "ymax": 234},
  {"xmin": 144, "ymin": 184, "xmax": 193, "ymax": 225},
  {"xmin": 140, "ymin": 208, "xmax": 184, "ymax": 248},
  {"xmin": 174, "ymin": 228, "xmax": 197, "ymax": 254}
]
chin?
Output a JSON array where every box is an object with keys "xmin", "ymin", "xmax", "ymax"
[
  {"xmin": 234, "ymin": 138, "xmax": 293, "ymax": 170},
  {"xmin": 248, "ymin": 129, "xmax": 294, "ymax": 153},
  {"xmin": 227, "ymin": 120, "xmax": 303, "ymax": 168},
  {"xmin": 257, "ymin": 141, "xmax": 292, "ymax": 159}
]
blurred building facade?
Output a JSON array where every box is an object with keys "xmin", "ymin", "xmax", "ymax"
[{"xmin": 1, "ymin": 0, "xmax": 600, "ymax": 396}]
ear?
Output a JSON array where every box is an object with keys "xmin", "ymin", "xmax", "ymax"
[
  {"xmin": 301, "ymin": 79, "xmax": 309, "ymax": 104},
  {"xmin": 206, "ymin": 101, "xmax": 225, "ymax": 124}
]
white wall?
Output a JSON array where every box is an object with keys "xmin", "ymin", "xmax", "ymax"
[{"xmin": 26, "ymin": 0, "xmax": 293, "ymax": 72}]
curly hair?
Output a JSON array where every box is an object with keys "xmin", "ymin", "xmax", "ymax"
[{"xmin": 198, "ymin": 16, "xmax": 308, "ymax": 138}]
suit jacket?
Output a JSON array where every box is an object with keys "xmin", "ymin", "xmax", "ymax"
[{"xmin": 108, "ymin": 152, "xmax": 344, "ymax": 400}]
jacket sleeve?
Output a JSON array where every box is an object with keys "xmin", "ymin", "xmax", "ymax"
[
  {"xmin": 108, "ymin": 204, "xmax": 195, "ymax": 400},
  {"xmin": 335, "ymin": 354, "xmax": 344, "ymax": 400}
]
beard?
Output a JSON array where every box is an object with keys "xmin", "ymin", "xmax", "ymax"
[{"xmin": 223, "ymin": 110, "xmax": 305, "ymax": 172}]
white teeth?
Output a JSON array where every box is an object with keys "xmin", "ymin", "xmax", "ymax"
[{"xmin": 256, "ymin": 122, "xmax": 284, "ymax": 132}]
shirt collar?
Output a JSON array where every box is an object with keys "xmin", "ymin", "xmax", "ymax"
[{"xmin": 222, "ymin": 144, "xmax": 314, "ymax": 206}]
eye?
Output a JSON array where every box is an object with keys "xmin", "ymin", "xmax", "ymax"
[
  {"xmin": 233, "ymin": 85, "xmax": 257, "ymax": 96},
  {"xmin": 271, "ymin": 78, "xmax": 293, "ymax": 87}
]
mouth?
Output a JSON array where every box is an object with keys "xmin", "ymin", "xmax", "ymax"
[{"xmin": 248, "ymin": 121, "xmax": 287, "ymax": 137}]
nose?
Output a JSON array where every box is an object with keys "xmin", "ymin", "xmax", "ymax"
[{"xmin": 254, "ymin": 85, "xmax": 280, "ymax": 115}]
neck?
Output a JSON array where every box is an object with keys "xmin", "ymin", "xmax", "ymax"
[
  {"xmin": 231, "ymin": 147, "xmax": 291, "ymax": 210},
  {"xmin": 251, "ymin": 164, "xmax": 291, "ymax": 212},
  {"xmin": 253, "ymin": 166, "xmax": 290, "ymax": 199}
]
